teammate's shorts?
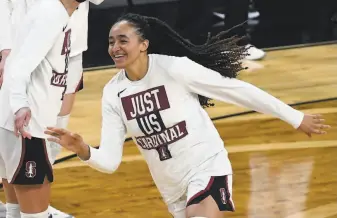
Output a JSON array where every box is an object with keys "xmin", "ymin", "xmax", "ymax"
[
  {"xmin": 0, "ymin": 128, "xmax": 53, "ymax": 185},
  {"xmin": 168, "ymin": 150, "xmax": 234, "ymax": 217}
]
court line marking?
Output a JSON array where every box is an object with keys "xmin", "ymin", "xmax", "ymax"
[
  {"xmin": 213, "ymin": 107, "xmax": 337, "ymax": 123},
  {"xmin": 285, "ymin": 202, "xmax": 337, "ymax": 218},
  {"xmin": 53, "ymin": 140, "xmax": 337, "ymax": 169}
]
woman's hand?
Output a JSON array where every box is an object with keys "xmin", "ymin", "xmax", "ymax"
[
  {"xmin": 298, "ymin": 114, "xmax": 331, "ymax": 137},
  {"xmin": 44, "ymin": 127, "xmax": 90, "ymax": 160},
  {"xmin": 14, "ymin": 107, "xmax": 31, "ymax": 139}
]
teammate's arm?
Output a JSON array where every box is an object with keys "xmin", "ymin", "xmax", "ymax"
[
  {"xmin": 6, "ymin": 1, "xmax": 70, "ymax": 138},
  {"xmin": 45, "ymin": 86, "xmax": 126, "ymax": 174},
  {"xmin": 168, "ymin": 57, "xmax": 329, "ymax": 136},
  {"xmin": 8, "ymin": 2, "xmax": 69, "ymax": 115},
  {"xmin": 8, "ymin": 0, "xmax": 83, "ymax": 138}
]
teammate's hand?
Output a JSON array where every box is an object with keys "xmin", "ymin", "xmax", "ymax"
[
  {"xmin": 14, "ymin": 107, "xmax": 32, "ymax": 139},
  {"xmin": 44, "ymin": 127, "xmax": 88, "ymax": 156},
  {"xmin": 0, "ymin": 49, "xmax": 11, "ymax": 88},
  {"xmin": 297, "ymin": 114, "xmax": 330, "ymax": 137}
]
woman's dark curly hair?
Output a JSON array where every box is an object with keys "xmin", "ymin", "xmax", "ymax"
[{"xmin": 114, "ymin": 13, "xmax": 248, "ymax": 107}]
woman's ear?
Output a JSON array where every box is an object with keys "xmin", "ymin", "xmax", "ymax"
[{"xmin": 140, "ymin": 39, "xmax": 149, "ymax": 52}]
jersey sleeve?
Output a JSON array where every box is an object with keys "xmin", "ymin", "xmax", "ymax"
[
  {"xmin": 84, "ymin": 85, "xmax": 126, "ymax": 174},
  {"xmin": 7, "ymin": 0, "xmax": 69, "ymax": 114},
  {"xmin": 0, "ymin": 0, "xmax": 12, "ymax": 52},
  {"xmin": 169, "ymin": 56, "xmax": 304, "ymax": 129},
  {"xmin": 65, "ymin": 53, "xmax": 84, "ymax": 94}
]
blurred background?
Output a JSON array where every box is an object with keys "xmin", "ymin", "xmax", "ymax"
[{"xmin": 83, "ymin": 0, "xmax": 337, "ymax": 68}]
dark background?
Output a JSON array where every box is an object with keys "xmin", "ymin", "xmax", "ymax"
[{"xmin": 83, "ymin": 0, "xmax": 337, "ymax": 68}]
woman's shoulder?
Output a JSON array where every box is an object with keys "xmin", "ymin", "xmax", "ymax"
[
  {"xmin": 150, "ymin": 53, "xmax": 191, "ymax": 73},
  {"xmin": 103, "ymin": 70, "xmax": 127, "ymax": 100}
]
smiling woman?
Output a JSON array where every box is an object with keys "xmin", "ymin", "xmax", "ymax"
[
  {"xmin": 45, "ymin": 13, "xmax": 330, "ymax": 218},
  {"xmin": 108, "ymin": 13, "xmax": 247, "ymax": 107}
]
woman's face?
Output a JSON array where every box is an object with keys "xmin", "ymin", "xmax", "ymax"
[{"xmin": 108, "ymin": 20, "xmax": 149, "ymax": 69}]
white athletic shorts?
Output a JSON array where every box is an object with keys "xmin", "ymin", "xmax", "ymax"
[
  {"xmin": 167, "ymin": 150, "xmax": 235, "ymax": 218},
  {"xmin": 0, "ymin": 128, "xmax": 55, "ymax": 184}
]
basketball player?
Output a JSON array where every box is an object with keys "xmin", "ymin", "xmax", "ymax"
[
  {"xmin": 0, "ymin": 0, "xmax": 90, "ymax": 217},
  {"xmin": 0, "ymin": 0, "xmax": 104, "ymax": 216},
  {"xmin": 45, "ymin": 13, "xmax": 330, "ymax": 218}
]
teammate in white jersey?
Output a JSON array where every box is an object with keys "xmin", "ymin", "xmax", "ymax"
[
  {"xmin": 0, "ymin": 0, "xmax": 104, "ymax": 217},
  {"xmin": 0, "ymin": 1, "xmax": 83, "ymax": 217},
  {"xmin": 45, "ymin": 13, "xmax": 330, "ymax": 218},
  {"xmin": 0, "ymin": 0, "xmax": 88, "ymax": 217}
]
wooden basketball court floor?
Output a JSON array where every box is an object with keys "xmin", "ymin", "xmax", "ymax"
[{"xmin": 1, "ymin": 44, "xmax": 337, "ymax": 217}]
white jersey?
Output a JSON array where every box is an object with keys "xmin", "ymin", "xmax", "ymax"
[
  {"xmin": 0, "ymin": 0, "xmax": 13, "ymax": 51},
  {"xmin": 0, "ymin": 0, "xmax": 79, "ymax": 138},
  {"xmin": 9, "ymin": 0, "xmax": 90, "ymax": 57},
  {"xmin": 84, "ymin": 54, "xmax": 304, "ymax": 204}
]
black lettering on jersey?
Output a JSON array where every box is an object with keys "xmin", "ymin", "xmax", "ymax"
[
  {"xmin": 136, "ymin": 111, "xmax": 165, "ymax": 136},
  {"xmin": 135, "ymin": 121, "xmax": 187, "ymax": 149},
  {"xmin": 51, "ymin": 73, "xmax": 67, "ymax": 87},
  {"xmin": 121, "ymin": 86, "xmax": 170, "ymax": 120},
  {"xmin": 121, "ymin": 86, "xmax": 188, "ymax": 161},
  {"xmin": 50, "ymin": 29, "xmax": 71, "ymax": 100}
]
